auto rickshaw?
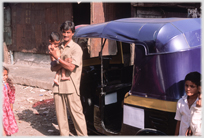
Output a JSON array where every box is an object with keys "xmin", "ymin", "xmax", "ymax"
[{"xmin": 73, "ymin": 18, "xmax": 201, "ymax": 135}]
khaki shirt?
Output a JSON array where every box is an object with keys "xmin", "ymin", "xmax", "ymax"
[{"xmin": 52, "ymin": 40, "xmax": 83, "ymax": 95}]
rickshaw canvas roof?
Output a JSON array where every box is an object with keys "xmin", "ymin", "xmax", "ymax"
[{"xmin": 74, "ymin": 18, "xmax": 201, "ymax": 53}]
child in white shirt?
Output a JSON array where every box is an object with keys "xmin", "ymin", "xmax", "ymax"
[{"xmin": 174, "ymin": 72, "xmax": 201, "ymax": 136}]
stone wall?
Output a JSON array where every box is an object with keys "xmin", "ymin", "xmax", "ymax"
[{"xmin": 13, "ymin": 51, "xmax": 51, "ymax": 68}]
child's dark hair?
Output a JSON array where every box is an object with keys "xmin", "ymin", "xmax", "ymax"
[
  {"xmin": 3, "ymin": 66, "xmax": 15, "ymax": 90},
  {"xmin": 49, "ymin": 32, "xmax": 61, "ymax": 42},
  {"xmin": 60, "ymin": 20, "xmax": 75, "ymax": 33},
  {"xmin": 185, "ymin": 71, "xmax": 201, "ymax": 86}
]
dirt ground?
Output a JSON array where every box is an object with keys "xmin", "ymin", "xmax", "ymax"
[{"xmin": 11, "ymin": 84, "xmax": 80, "ymax": 136}]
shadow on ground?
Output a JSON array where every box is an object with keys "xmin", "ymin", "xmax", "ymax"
[{"xmin": 16, "ymin": 98, "xmax": 77, "ymax": 136}]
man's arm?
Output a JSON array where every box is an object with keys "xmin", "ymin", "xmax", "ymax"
[
  {"xmin": 49, "ymin": 48, "xmax": 75, "ymax": 72},
  {"xmin": 58, "ymin": 58, "xmax": 75, "ymax": 72}
]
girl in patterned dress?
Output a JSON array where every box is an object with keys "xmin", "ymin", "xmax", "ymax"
[{"xmin": 2, "ymin": 66, "xmax": 18, "ymax": 136}]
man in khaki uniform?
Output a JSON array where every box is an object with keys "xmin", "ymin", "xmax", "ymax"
[{"xmin": 49, "ymin": 20, "xmax": 87, "ymax": 136}]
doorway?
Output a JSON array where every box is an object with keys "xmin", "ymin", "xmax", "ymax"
[{"xmin": 73, "ymin": 2, "xmax": 90, "ymax": 26}]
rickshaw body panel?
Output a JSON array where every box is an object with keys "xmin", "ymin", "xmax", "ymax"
[{"xmin": 131, "ymin": 46, "xmax": 201, "ymax": 101}]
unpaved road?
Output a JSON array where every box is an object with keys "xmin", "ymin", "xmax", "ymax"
[{"xmin": 12, "ymin": 84, "xmax": 78, "ymax": 136}]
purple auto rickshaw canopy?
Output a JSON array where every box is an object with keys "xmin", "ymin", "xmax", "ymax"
[{"xmin": 74, "ymin": 18, "xmax": 201, "ymax": 55}]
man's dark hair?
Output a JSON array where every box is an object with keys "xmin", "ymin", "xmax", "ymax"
[
  {"xmin": 185, "ymin": 71, "xmax": 201, "ymax": 86},
  {"xmin": 49, "ymin": 32, "xmax": 60, "ymax": 42},
  {"xmin": 60, "ymin": 20, "xmax": 75, "ymax": 33}
]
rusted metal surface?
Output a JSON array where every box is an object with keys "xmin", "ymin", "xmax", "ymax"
[
  {"xmin": 90, "ymin": 3, "xmax": 131, "ymax": 57},
  {"xmin": 90, "ymin": 3, "xmax": 118, "ymax": 57},
  {"xmin": 90, "ymin": 3, "xmax": 105, "ymax": 57},
  {"xmin": 91, "ymin": 3, "xmax": 104, "ymax": 24},
  {"xmin": 8, "ymin": 3, "xmax": 73, "ymax": 54},
  {"xmin": 103, "ymin": 3, "xmax": 116, "ymax": 22}
]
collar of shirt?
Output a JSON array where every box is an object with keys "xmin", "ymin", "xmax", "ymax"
[
  {"xmin": 61, "ymin": 39, "xmax": 74, "ymax": 49},
  {"xmin": 182, "ymin": 94, "xmax": 199, "ymax": 106}
]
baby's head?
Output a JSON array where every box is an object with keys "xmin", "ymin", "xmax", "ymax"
[
  {"xmin": 49, "ymin": 32, "xmax": 61, "ymax": 48},
  {"xmin": 184, "ymin": 71, "xmax": 201, "ymax": 97}
]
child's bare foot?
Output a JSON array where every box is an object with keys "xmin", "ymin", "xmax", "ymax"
[
  {"xmin": 54, "ymin": 79, "xmax": 59, "ymax": 85},
  {"xmin": 61, "ymin": 77, "xmax": 70, "ymax": 81}
]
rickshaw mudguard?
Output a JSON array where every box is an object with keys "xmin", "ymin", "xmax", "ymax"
[{"xmin": 123, "ymin": 92, "xmax": 177, "ymax": 113}]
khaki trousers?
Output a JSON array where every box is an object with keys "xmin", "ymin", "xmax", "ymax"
[{"xmin": 54, "ymin": 93, "xmax": 87, "ymax": 136}]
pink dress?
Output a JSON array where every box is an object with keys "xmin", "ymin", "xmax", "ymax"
[{"xmin": 3, "ymin": 82, "xmax": 18, "ymax": 135}]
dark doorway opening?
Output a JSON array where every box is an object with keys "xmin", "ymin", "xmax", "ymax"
[
  {"xmin": 115, "ymin": 3, "xmax": 131, "ymax": 19},
  {"xmin": 73, "ymin": 2, "xmax": 90, "ymax": 26}
]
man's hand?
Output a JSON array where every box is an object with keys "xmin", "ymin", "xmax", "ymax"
[
  {"xmin": 196, "ymin": 99, "xmax": 201, "ymax": 107},
  {"xmin": 185, "ymin": 127, "xmax": 192, "ymax": 136},
  {"xmin": 49, "ymin": 47, "xmax": 58, "ymax": 59},
  {"xmin": 48, "ymin": 44, "xmax": 54, "ymax": 51}
]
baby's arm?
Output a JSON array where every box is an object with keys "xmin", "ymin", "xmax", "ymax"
[
  {"xmin": 48, "ymin": 45, "xmax": 55, "ymax": 61},
  {"xmin": 56, "ymin": 47, "xmax": 61, "ymax": 58}
]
